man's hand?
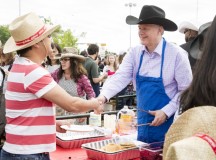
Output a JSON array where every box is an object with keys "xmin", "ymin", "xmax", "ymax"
[
  {"xmin": 93, "ymin": 95, "xmax": 107, "ymax": 114},
  {"xmin": 89, "ymin": 98, "xmax": 104, "ymax": 114},
  {"xmin": 97, "ymin": 95, "xmax": 106, "ymax": 104},
  {"xmin": 148, "ymin": 110, "xmax": 167, "ymax": 126},
  {"xmin": 56, "ymin": 120, "xmax": 69, "ymax": 133}
]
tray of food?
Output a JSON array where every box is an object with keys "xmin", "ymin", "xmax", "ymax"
[
  {"xmin": 56, "ymin": 126, "xmax": 107, "ymax": 149},
  {"xmin": 82, "ymin": 136, "xmax": 144, "ymax": 160}
]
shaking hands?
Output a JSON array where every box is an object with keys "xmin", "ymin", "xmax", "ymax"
[{"xmin": 88, "ymin": 97, "xmax": 104, "ymax": 114}]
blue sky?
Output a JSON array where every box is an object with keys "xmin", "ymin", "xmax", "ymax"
[{"xmin": 0, "ymin": 0, "xmax": 215, "ymax": 53}]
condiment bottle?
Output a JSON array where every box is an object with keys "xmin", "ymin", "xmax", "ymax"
[{"xmin": 89, "ymin": 112, "xmax": 101, "ymax": 126}]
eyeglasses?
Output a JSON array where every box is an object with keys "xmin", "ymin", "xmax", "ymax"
[{"xmin": 60, "ymin": 58, "xmax": 70, "ymax": 62}]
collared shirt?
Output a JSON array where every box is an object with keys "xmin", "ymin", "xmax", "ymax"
[{"xmin": 101, "ymin": 38, "xmax": 192, "ymax": 117}]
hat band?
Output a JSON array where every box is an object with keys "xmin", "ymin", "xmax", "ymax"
[
  {"xmin": 195, "ymin": 133, "xmax": 216, "ymax": 154},
  {"xmin": 15, "ymin": 25, "xmax": 47, "ymax": 46}
]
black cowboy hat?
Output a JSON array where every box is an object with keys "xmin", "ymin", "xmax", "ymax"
[
  {"xmin": 190, "ymin": 22, "xmax": 212, "ymax": 59},
  {"xmin": 126, "ymin": 5, "xmax": 177, "ymax": 31}
]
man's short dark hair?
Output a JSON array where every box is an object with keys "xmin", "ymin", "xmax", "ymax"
[
  {"xmin": 87, "ymin": 44, "xmax": 99, "ymax": 55},
  {"xmin": 16, "ymin": 46, "xmax": 32, "ymax": 56},
  {"xmin": 80, "ymin": 50, "xmax": 88, "ymax": 57}
]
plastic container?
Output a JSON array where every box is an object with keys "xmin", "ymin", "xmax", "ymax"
[
  {"xmin": 139, "ymin": 141, "xmax": 163, "ymax": 160},
  {"xmin": 89, "ymin": 112, "xmax": 101, "ymax": 126},
  {"xmin": 116, "ymin": 106, "xmax": 136, "ymax": 135},
  {"xmin": 117, "ymin": 105, "xmax": 135, "ymax": 122},
  {"xmin": 104, "ymin": 114, "xmax": 116, "ymax": 132}
]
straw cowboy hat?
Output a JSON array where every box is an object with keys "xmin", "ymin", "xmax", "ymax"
[
  {"xmin": 189, "ymin": 22, "xmax": 212, "ymax": 59},
  {"xmin": 61, "ymin": 47, "xmax": 86, "ymax": 61},
  {"xmin": 163, "ymin": 106, "xmax": 216, "ymax": 160},
  {"xmin": 3, "ymin": 12, "xmax": 60, "ymax": 54},
  {"xmin": 126, "ymin": 5, "xmax": 177, "ymax": 31},
  {"xmin": 179, "ymin": 21, "xmax": 198, "ymax": 34},
  {"xmin": 165, "ymin": 135, "xmax": 216, "ymax": 160}
]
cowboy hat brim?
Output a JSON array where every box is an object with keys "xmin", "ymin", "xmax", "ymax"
[
  {"xmin": 189, "ymin": 34, "xmax": 203, "ymax": 59},
  {"xmin": 126, "ymin": 15, "xmax": 177, "ymax": 31},
  {"xmin": 3, "ymin": 24, "xmax": 60, "ymax": 54},
  {"xmin": 179, "ymin": 21, "xmax": 198, "ymax": 34},
  {"xmin": 61, "ymin": 53, "xmax": 86, "ymax": 62},
  {"xmin": 165, "ymin": 137, "xmax": 215, "ymax": 160},
  {"xmin": 163, "ymin": 106, "xmax": 216, "ymax": 158},
  {"xmin": 189, "ymin": 22, "xmax": 212, "ymax": 59}
]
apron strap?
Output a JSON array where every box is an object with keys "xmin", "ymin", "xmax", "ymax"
[
  {"xmin": 137, "ymin": 38, "xmax": 167, "ymax": 77},
  {"xmin": 160, "ymin": 38, "xmax": 166, "ymax": 78},
  {"xmin": 137, "ymin": 50, "xmax": 145, "ymax": 75}
]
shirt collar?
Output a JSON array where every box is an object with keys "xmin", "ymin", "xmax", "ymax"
[{"xmin": 143, "ymin": 38, "xmax": 163, "ymax": 56}]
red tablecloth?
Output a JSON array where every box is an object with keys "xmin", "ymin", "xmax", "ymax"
[
  {"xmin": 50, "ymin": 145, "xmax": 88, "ymax": 160},
  {"xmin": 50, "ymin": 145, "xmax": 141, "ymax": 160}
]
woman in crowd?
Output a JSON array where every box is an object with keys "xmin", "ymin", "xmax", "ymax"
[
  {"xmin": 51, "ymin": 47, "xmax": 95, "ymax": 124},
  {"xmin": 103, "ymin": 53, "xmax": 118, "ymax": 78},
  {"xmin": 46, "ymin": 42, "xmax": 62, "ymax": 73},
  {"xmin": 179, "ymin": 17, "xmax": 215, "ymax": 114}
]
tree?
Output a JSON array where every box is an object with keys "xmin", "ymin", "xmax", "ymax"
[
  {"xmin": 52, "ymin": 29, "xmax": 78, "ymax": 49},
  {"xmin": 0, "ymin": 25, "xmax": 10, "ymax": 45},
  {"xmin": 41, "ymin": 16, "xmax": 78, "ymax": 49}
]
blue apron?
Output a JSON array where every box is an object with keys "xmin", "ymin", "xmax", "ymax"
[{"xmin": 136, "ymin": 39, "xmax": 174, "ymax": 143}]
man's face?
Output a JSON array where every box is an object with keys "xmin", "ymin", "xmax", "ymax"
[
  {"xmin": 184, "ymin": 29, "xmax": 191, "ymax": 42},
  {"xmin": 184, "ymin": 29, "xmax": 198, "ymax": 42},
  {"xmin": 40, "ymin": 35, "xmax": 53, "ymax": 58},
  {"xmin": 138, "ymin": 24, "xmax": 163, "ymax": 46}
]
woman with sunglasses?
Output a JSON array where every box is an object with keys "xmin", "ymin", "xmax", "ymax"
[{"xmin": 51, "ymin": 47, "xmax": 95, "ymax": 124}]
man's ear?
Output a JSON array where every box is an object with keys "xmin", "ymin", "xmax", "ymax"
[{"xmin": 159, "ymin": 26, "xmax": 164, "ymax": 35}]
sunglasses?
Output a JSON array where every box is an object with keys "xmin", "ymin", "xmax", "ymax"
[{"xmin": 60, "ymin": 58, "xmax": 70, "ymax": 62}]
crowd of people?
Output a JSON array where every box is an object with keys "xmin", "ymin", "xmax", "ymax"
[{"xmin": 0, "ymin": 3, "xmax": 216, "ymax": 160}]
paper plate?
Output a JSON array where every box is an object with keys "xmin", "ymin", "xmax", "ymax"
[{"xmin": 60, "ymin": 125, "xmax": 94, "ymax": 132}]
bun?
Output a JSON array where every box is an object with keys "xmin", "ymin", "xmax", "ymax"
[{"xmin": 101, "ymin": 143, "xmax": 122, "ymax": 152}]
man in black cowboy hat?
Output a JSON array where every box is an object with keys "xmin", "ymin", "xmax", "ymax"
[{"xmin": 98, "ymin": 5, "xmax": 192, "ymax": 143}]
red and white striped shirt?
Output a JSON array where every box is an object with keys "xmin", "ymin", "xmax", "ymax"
[{"xmin": 3, "ymin": 57, "xmax": 57, "ymax": 154}]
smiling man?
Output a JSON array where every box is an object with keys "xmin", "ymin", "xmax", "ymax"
[{"xmin": 98, "ymin": 5, "xmax": 192, "ymax": 143}]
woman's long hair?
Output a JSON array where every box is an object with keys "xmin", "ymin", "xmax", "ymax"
[
  {"xmin": 107, "ymin": 53, "xmax": 118, "ymax": 71},
  {"xmin": 46, "ymin": 43, "xmax": 62, "ymax": 66},
  {"xmin": 57, "ymin": 58, "xmax": 87, "ymax": 83},
  {"xmin": 180, "ymin": 16, "xmax": 216, "ymax": 113}
]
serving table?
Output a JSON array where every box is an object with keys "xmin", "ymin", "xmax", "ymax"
[
  {"xmin": 50, "ymin": 145, "xmax": 141, "ymax": 160},
  {"xmin": 50, "ymin": 133, "xmax": 141, "ymax": 160}
]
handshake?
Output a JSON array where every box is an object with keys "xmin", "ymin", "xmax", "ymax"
[{"xmin": 89, "ymin": 95, "xmax": 107, "ymax": 114}]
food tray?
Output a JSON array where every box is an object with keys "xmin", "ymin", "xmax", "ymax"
[
  {"xmin": 56, "ymin": 128, "xmax": 106, "ymax": 149},
  {"xmin": 82, "ymin": 137, "xmax": 142, "ymax": 160}
]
